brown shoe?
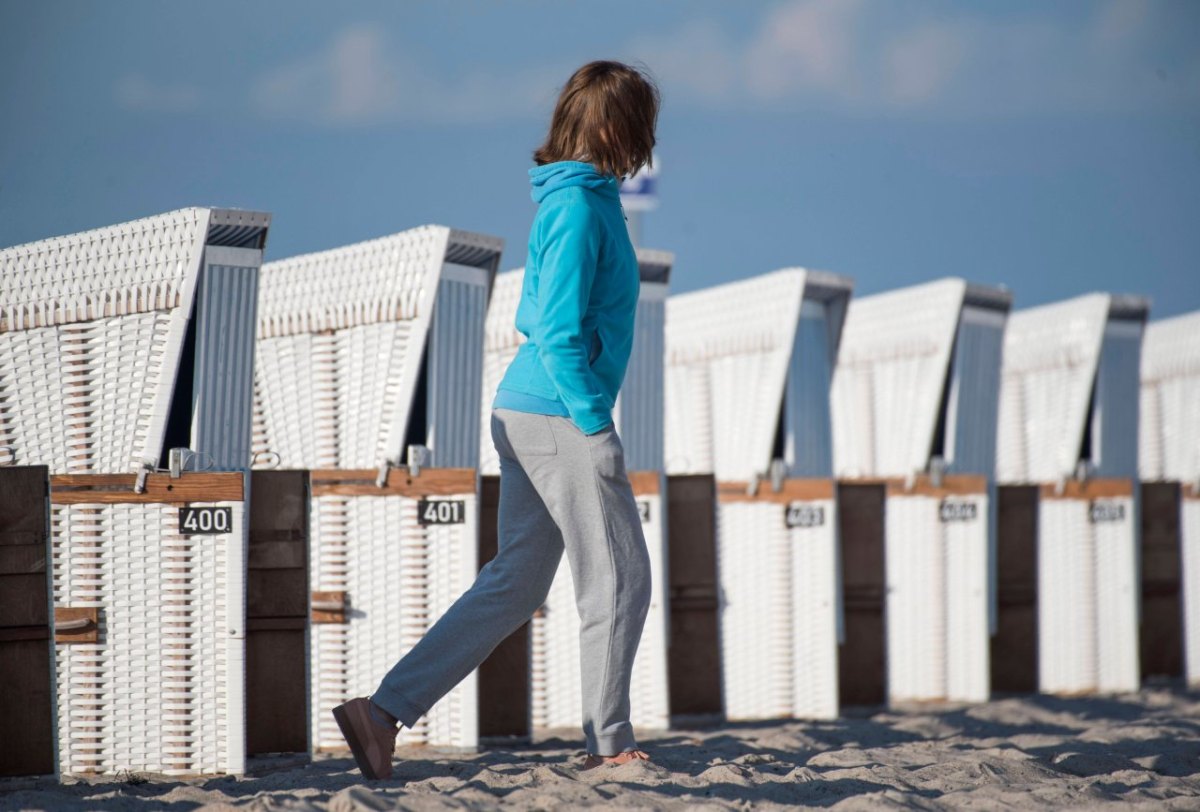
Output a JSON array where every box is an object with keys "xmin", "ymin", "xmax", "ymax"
[
  {"xmin": 332, "ymin": 696, "xmax": 399, "ymax": 780},
  {"xmin": 581, "ymin": 749, "xmax": 651, "ymax": 770}
]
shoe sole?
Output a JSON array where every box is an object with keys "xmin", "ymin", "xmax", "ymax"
[{"xmin": 332, "ymin": 703, "xmax": 391, "ymax": 780}]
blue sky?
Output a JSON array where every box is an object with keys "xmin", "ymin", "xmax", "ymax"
[{"xmin": 2, "ymin": 0, "xmax": 1198, "ymax": 316}]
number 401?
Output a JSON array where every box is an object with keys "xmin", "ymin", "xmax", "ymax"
[{"xmin": 417, "ymin": 499, "xmax": 466, "ymax": 526}]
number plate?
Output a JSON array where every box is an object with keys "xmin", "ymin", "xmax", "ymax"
[
  {"xmin": 179, "ymin": 506, "xmax": 233, "ymax": 535},
  {"xmin": 637, "ymin": 500, "xmax": 651, "ymax": 523},
  {"xmin": 785, "ymin": 503, "xmax": 825, "ymax": 528},
  {"xmin": 939, "ymin": 500, "xmax": 978, "ymax": 523},
  {"xmin": 417, "ymin": 499, "xmax": 466, "ymax": 526},
  {"xmin": 1089, "ymin": 500, "xmax": 1125, "ymax": 523}
]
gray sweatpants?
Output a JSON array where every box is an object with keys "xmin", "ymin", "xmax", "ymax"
[{"xmin": 372, "ymin": 407, "xmax": 653, "ymax": 755}]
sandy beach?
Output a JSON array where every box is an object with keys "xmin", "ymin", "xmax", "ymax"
[{"xmin": 3, "ymin": 685, "xmax": 1198, "ymax": 811}]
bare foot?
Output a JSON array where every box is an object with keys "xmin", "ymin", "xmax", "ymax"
[{"xmin": 581, "ymin": 749, "xmax": 652, "ymax": 770}]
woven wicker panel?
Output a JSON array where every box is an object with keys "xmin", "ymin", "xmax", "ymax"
[
  {"xmin": 529, "ymin": 559, "xmax": 577, "ymax": 732},
  {"xmin": 0, "ymin": 210, "xmax": 216, "ymax": 473},
  {"xmin": 0, "ymin": 325, "xmax": 69, "ymax": 470},
  {"xmin": 942, "ymin": 493, "xmax": 990, "ymax": 703},
  {"xmin": 885, "ymin": 492, "xmax": 989, "ymax": 704},
  {"xmin": 478, "ymin": 271, "xmax": 525, "ymax": 477},
  {"xmin": 255, "ymin": 227, "xmax": 501, "ymax": 472},
  {"xmin": 529, "ymin": 490, "xmax": 670, "ymax": 733},
  {"xmin": 631, "ymin": 492, "xmax": 670, "ymax": 730},
  {"xmin": 0, "ymin": 209, "xmax": 207, "ymax": 332},
  {"xmin": 717, "ymin": 501, "xmax": 796, "ymax": 720},
  {"xmin": 789, "ymin": 497, "xmax": 839, "ymax": 720},
  {"xmin": 663, "ymin": 362, "xmax": 713, "ymax": 475},
  {"xmin": 996, "ymin": 295, "xmax": 1110, "ymax": 484},
  {"xmin": 1037, "ymin": 495, "xmax": 1138, "ymax": 694},
  {"xmin": 717, "ymin": 495, "xmax": 840, "ymax": 720},
  {"xmin": 254, "ymin": 333, "xmax": 332, "ymax": 468},
  {"xmin": 309, "ymin": 492, "xmax": 478, "ymax": 751},
  {"xmin": 1139, "ymin": 311, "xmax": 1200, "ymax": 483},
  {"xmin": 1038, "ymin": 498, "xmax": 1097, "ymax": 694},
  {"xmin": 618, "ymin": 284, "xmax": 668, "ymax": 473},
  {"xmin": 1092, "ymin": 495, "xmax": 1139, "ymax": 693},
  {"xmin": 254, "ymin": 322, "xmax": 416, "ymax": 470},
  {"xmin": 831, "ymin": 279, "xmax": 965, "ymax": 480},
  {"xmin": 1183, "ymin": 495, "xmax": 1200, "ymax": 686},
  {"xmin": 0, "ymin": 308, "xmax": 184, "ymax": 473},
  {"xmin": 665, "ymin": 270, "xmax": 807, "ymax": 482},
  {"xmin": 885, "ymin": 495, "xmax": 948, "ymax": 702},
  {"xmin": 336, "ymin": 323, "xmax": 416, "ymax": 469},
  {"xmin": 257, "ymin": 226, "xmax": 449, "ymax": 339},
  {"xmin": 51, "ymin": 499, "xmax": 244, "ymax": 776}
]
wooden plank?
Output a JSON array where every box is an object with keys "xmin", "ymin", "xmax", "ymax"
[
  {"xmin": 0, "ymin": 573, "xmax": 48, "ymax": 628},
  {"xmin": 246, "ymin": 617, "xmax": 308, "ymax": 632},
  {"xmin": 884, "ymin": 474, "xmax": 988, "ymax": 497},
  {"xmin": 717, "ymin": 477, "xmax": 835, "ymax": 504},
  {"xmin": 0, "ymin": 639, "xmax": 54, "ymax": 776},
  {"xmin": 245, "ymin": 469, "xmax": 311, "ymax": 755},
  {"xmin": 0, "ymin": 545, "xmax": 46, "ymax": 574},
  {"xmin": 247, "ymin": 540, "xmax": 307, "ymax": 570},
  {"xmin": 991, "ymin": 485, "xmax": 1039, "ymax": 693},
  {"xmin": 0, "ymin": 466, "xmax": 48, "ymax": 546},
  {"xmin": 1140, "ymin": 482, "xmax": 1183, "ymax": 679},
  {"xmin": 248, "ymin": 569, "xmax": 310, "ymax": 618},
  {"xmin": 628, "ymin": 471, "xmax": 660, "ymax": 496},
  {"xmin": 50, "ymin": 473, "xmax": 244, "ymax": 504},
  {"xmin": 666, "ymin": 474, "xmax": 722, "ymax": 717},
  {"xmin": 0, "ymin": 626, "xmax": 50, "ymax": 642},
  {"xmin": 837, "ymin": 482, "xmax": 887, "ymax": 707},
  {"xmin": 311, "ymin": 591, "xmax": 347, "ymax": 624},
  {"xmin": 476, "ymin": 475, "xmax": 530, "ymax": 739},
  {"xmin": 54, "ymin": 606, "xmax": 99, "ymax": 644},
  {"xmin": 249, "ymin": 470, "xmax": 308, "ymax": 537},
  {"xmin": 310, "ymin": 467, "xmax": 476, "ymax": 497},
  {"xmin": 1038, "ymin": 478, "xmax": 1133, "ymax": 500},
  {"xmin": 0, "ymin": 531, "xmax": 42, "ymax": 545},
  {"xmin": 246, "ymin": 628, "xmax": 309, "ymax": 755}
]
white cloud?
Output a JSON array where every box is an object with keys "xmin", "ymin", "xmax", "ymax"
[
  {"xmin": 743, "ymin": 0, "xmax": 866, "ymax": 101},
  {"xmin": 251, "ymin": 25, "xmax": 405, "ymax": 124},
  {"xmin": 626, "ymin": 18, "xmax": 739, "ymax": 103},
  {"xmin": 622, "ymin": 0, "xmax": 1200, "ymax": 116},
  {"xmin": 114, "ymin": 74, "xmax": 203, "ymax": 113},
  {"xmin": 130, "ymin": 3, "xmax": 1198, "ymax": 125},
  {"xmin": 881, "ymin": 22, "xmax": 968, "ymax": 107},
  {"xmin": 249, "ymin": 24, "xmax": 563, "ymax": 126}
]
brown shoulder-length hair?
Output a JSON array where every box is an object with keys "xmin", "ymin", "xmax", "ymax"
[{"xmin": 533, "ymin": 60, "xmax": 660, "ymax": 180}]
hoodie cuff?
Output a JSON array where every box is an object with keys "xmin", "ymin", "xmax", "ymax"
[{"xmin": 574, "ymin": 413, "xmax": 613, "ymax": 436}]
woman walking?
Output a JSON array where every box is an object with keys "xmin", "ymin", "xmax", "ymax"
[{"xmin": 332, "ymin": 59, "xmax": 661, "ymax": 780}]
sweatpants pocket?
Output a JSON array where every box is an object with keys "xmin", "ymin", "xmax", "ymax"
[{"xmin": 496, "ymin": 408, "xmax": 558, "ymax": 455}]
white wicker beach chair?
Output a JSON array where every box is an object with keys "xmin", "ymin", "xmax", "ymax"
[
  {"xmin": 1, "ymin": 207, "xmax": 270, "ymax": 777},
  {"xmin": 252, "ymin": 225, "xmax": 502, "ymax": 752},
  {"xmin": 997, "ymin": 293, "xmax": 1148, "ymax": 695},
  {"xmin": 832, "ymin": 279, "xmax": 1010, "ymax": 704},
  {"xmin": 1140, "ymin": 310, "xmax": 1200, "ymax": 686},
  {"xmin": 665, "ymin": 268, "xmax": 852, "ymax": 721}
]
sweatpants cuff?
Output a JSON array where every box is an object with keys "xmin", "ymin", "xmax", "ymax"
[
  {"xmin": 591, "ymin": 730, "xmax": 638, "ymax": 757},
  {"xmin": 371, "ymin": 683, "xmax": 425, "ymax": 729}
]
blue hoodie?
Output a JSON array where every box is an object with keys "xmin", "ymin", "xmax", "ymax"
[{"xmin": 492, "ymin": 160, "xmax": 640, "ymax": 435}]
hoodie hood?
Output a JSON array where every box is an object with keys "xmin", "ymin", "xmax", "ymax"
[{"xmin": 529, "ymin": 160, "xmax": 620, "ymax": 204}]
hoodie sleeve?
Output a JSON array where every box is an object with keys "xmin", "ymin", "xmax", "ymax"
[{"xmin": 532, "ymin": 197, "xmax": 612, "ymax": 435}]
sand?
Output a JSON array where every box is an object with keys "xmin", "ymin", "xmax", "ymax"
[{"xmin": 3, "ymin": 686, "xmax": 1199, "ymax": 811}]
